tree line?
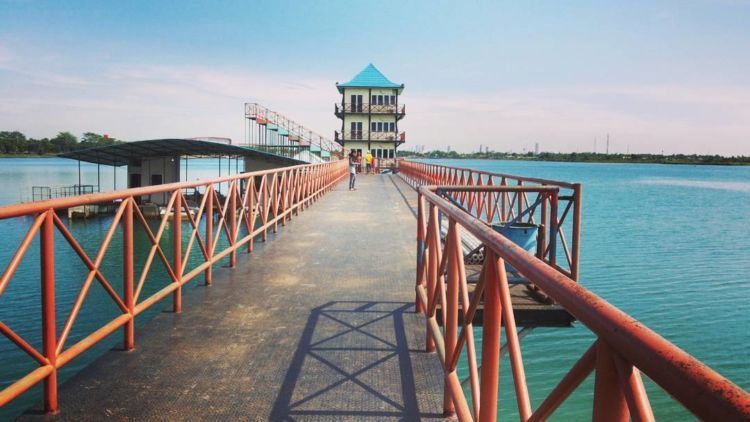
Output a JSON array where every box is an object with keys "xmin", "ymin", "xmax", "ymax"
[
  {"xmin": 0, "ymin": 131, "xmax": 121, "ymax": 155},
  {"xmin": 400, "ymin": 150, "xmax": 750, "ymax": 165}
]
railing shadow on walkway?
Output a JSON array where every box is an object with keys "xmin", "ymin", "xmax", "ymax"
[{"xmin": 269, "ymin": 301, "xmax": 443, "ymax": 421}]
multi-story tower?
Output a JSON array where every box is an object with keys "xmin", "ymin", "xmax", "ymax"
[{"xmin": 334, "ymin": 64, "xmax": 405, "ymax": 159}]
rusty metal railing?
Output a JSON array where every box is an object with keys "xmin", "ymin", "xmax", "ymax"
[
  {"xmin": 334, "ymin": 102, "xmax": 406, "ymax": 115},
  {"xmin": 0, "ymin": 159, "xmax": 347, "ymax": 414},
  {"xmin": 399, "ymin": 160, "xmax": 582, "ymax": 281},
  {"xmin": 413, "ymin": 182, "xmax": 750, "ymax": 420}
]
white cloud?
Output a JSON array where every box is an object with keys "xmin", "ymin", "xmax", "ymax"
[
  {"xmin": 404, "ymin": 84, "xmax": 750, "ymax": 155},
  {"xmin": 0, "ymin": 47, "xmax": 748, "ymax": 155}
]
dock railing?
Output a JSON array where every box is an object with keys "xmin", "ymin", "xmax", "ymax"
[
  {"xmin": 400, "ymin": 160, "xmax": 750, "ymax": 420},
  {"xmin": 399, "ymin": 160, "xmax": 582, "ymax": 281},
  {"xmin": 0, "ymin": 159, "xmax": 347, "ymax": 414}
]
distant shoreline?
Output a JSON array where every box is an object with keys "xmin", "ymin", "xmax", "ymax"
[
  {"xmin": 400, "ymin": 152, "xmax": 750, "ymax": 166},
  {"xmin": 0, "ymin": 154, "xmax": 58, "ymax": 158},
  {"xmin": 2, "ymin": 153, "xmax": 748, "ymax": 166}
]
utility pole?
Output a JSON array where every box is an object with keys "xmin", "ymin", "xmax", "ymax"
[{"xmin": 606, "ymin": 134, "xmax": 610, "ymax": 155}]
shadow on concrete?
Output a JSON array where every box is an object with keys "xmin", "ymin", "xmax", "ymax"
[
  {"xmin": 270, "ymin": 301, "xmax": 441, "ymax": 421},
  {"xmin": 388, "ymin": 175, "xmax": 418, "ymax": 218}
]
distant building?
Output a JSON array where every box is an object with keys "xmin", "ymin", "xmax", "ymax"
[
  {"xmin": 334, "ymin": 64, "xmax": 405, "ymax": 159},
  {"xmin": 535, "ymin": 142, "xmax": 540, "ymax": 155}
]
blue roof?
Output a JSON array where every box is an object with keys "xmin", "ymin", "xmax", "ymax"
[{"xmin": 337, "ymin": 64, "xmax": 403, "ymax": 93}]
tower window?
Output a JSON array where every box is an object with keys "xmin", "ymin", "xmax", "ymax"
[
  {"xmin": 377, "ymin": 122, "xmax": 383, "ymax": 132},
  {"xmin": 391, "ymin": 95, "xmax": 396, "ymax": 105},
  {"xmin": 371, "ymin": 122, "xmax": 377, "ymax": 131}
]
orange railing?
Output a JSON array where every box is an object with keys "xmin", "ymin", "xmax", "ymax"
[
  {"xmin": 399, "ymin": 160, "xmax": 582, "ymax": 281},
  {"xmin": 0, "ymin": 159, "xmax": 347, "ymax": 413},
  {"xmin": 402, "ymin": 162, "xmax": 750, "ymax": 420}
]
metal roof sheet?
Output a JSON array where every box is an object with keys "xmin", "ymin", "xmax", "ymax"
[
  {"xmin": 58, "ymin": 138, "xmax": 305, "ymax": 167},
  {"xmin": 337, "ymin": 64, "xmax": 403, "ymax": 93}
]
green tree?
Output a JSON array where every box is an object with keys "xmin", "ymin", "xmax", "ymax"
[
  {"xmin": 51, "ymin": 131, "xmax": 78, "ymax": 152},
  {"xmin": 27, "ymin": 138, "xmax": 54, "ymax": 154},
  {"xmin": 80, "ymin": 132, "xmax": 115, "ymax": 147},
  {"xmin": 0, "ymin": 131, "xmax": 27, "ymax": 154}
]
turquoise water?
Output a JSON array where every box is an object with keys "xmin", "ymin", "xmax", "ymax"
[
  {"xmin": 429, "ymin": 159, "xmax": 750, "ymax": 420},
  {"xmin": 0, "ymin": 158, "xmax": 748, "ymax": 419}
]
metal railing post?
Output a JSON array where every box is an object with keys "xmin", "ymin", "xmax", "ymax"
[
  {"xmin": 426, "ymin": 204, "xmax": 438, "ymax": 353},
  {"xmin": 247, "ymin": 179, "xmax": 254, "ymax": 253},
  {"xmin": 571, "ymin": 183, "xmax": 582, "ymax": 281},
  {"xmin": 123, "ymin": 198, "xmax": 134, "ymax": 350},
  {"xmin": 443, "ymin": 220, "xmax": 459, "ymax": 418},
  {"xmin": 549, "ymin": 190, "xmax": 559, "ymax": 267},
  {"xmin": 40, "ymin": 210, "xmax": 58, "ymax": 413},
  {"xmin": 229, "ymin": 181, "xmax": 237, "ymax": 268},
  {"xmin": 415, "ymin": 192, "xmax": 425, "ymax": 314},
  {"xmin": 479, "ymin": 251, "xmax": 501, "ymax": 422},
  {"xmin": 593, "ymin": 341, "xmax": 629, "ymax": 421},
  {"xmin": 173, "ymin": 191, "xmax": 182, "ymax": 313},
  {"xmin": 205, "ymin": 186, "xmax": 213, "ymax": 285}
]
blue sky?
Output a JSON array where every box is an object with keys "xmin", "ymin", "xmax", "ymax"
[{"xmin": 1, "ymin": 0, "xmax": 749, "ymax": 154}]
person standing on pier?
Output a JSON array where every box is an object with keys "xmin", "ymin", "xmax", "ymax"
[
  {"xmin": 348, "ymin": 150, "xmax": 357, "ymax": 190},
  {"xmin": 365, "ymin": 150, "xmax": 373, "ymax": 174}
]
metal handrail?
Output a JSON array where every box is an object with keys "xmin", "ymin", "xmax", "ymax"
[
  {"xmin": 334, "ymin": 103, "xmax": 406, "ymax": 115},
  {"xmin": 0, "ymin": 160, "xmax": 348, "ymax": 414},
  {"xmin": 399, "ymin": 159, "xmax": 582, "ymax": 280},
  {"xmin": 245, "ymin": 102, "xmax": 342, "ymax": 155},
  {"xmin": 336, "ymin": 131, "xmax": 406, "ymax": 142},
  {"xmin": 414, "ymin": 184, "xmax": 750, "ymax": 420}
]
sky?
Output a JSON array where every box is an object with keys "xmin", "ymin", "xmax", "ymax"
[{"xmin": 0, "ymin": 0, "xmax": 749, "ymax": 155}]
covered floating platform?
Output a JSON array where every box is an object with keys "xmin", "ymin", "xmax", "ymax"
[{"xmin": 56, "ymin": 138, "xmax": 306, "ymax": 216}]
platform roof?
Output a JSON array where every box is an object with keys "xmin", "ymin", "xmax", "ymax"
[
  {"xmin": 59, "ymin": 138, "xmax": 305, "ymax": 167},
  {"xmin": 336, "ymin": 63, "xmax": 404, "ymax": 94}
]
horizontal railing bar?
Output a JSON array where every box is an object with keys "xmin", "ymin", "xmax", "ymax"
[
  {"xmin": 57, "ymin": 314, "xmax": 132, "ymax": 368},
  {"xmin": 405, "ymin": 160, "xmax": 578, "ymax": 189},
  {"xmin": 0, "ymin": 163, "xmax": 317, "ymax": 219},
  {"xmin": 0, "ymin": 365, "xmax": 54, "ymax": 407},
  {"xmin": 435, "ymin": 185, "xmax": 560, "ymax": 193}
]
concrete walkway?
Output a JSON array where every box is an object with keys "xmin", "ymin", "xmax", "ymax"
[{"xmin": 24, "ymin": 174, "xmax": 445, "ymax": 421}]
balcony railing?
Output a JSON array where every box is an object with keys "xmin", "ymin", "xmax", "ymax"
[
  {"xmin": 335, "ymin": 131, "xmax": 406, "ymax": 143},
  {"xmin": 334, "ymin": 103, "xmax": 406, "ymax": 116}
]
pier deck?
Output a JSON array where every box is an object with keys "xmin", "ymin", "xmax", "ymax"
[{"xmin": 23, "ymin": 175, "xmax": 445, "ymax": 421}]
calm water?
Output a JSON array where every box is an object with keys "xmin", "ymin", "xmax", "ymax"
[
  {"xmin": 432, "ymin": 159, "xmax": 750, "ymax": 420},
  {"xmin": 0, "ymin": 158, "xmax": 748, "ymax": 419}
]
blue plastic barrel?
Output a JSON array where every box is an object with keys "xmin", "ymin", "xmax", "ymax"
[{"xmin": 491, "ymin": 222, "xmax": 539, "ymax": 272}]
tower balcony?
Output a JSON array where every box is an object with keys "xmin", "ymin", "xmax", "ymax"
[
  {"xmin": 334, "ymin": 103, "xmax": 406, "ymax": 119},
  {"xmin": 334, "ymin": 131, "xmax": 406, "ymax": 145}
]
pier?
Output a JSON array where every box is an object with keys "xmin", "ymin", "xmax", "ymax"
[
  {"xmin": 1, "ymin": 160, "xmax": 749, "ymax": 420},
  {"xmin": 20, "ymin": 173, "xmax": 446, "ymax": 420}
]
